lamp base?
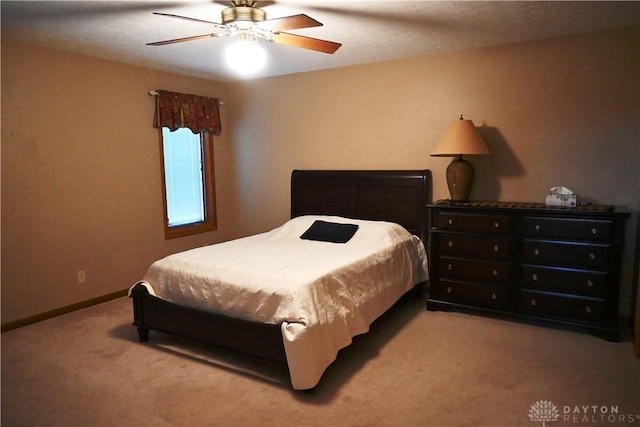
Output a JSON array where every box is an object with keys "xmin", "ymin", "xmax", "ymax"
[{"xmin": 446, "ymin": 156, "xmax": 475, "ymax": 201}]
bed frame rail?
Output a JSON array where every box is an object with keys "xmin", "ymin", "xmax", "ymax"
[{"xmin": 131, "ymin": 285, "xmax": 287, "ymax": 365}]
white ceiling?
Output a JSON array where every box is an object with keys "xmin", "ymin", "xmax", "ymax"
[{"xmin": 2, "ymin": 1, "xmax": 640, "ymax": 83}]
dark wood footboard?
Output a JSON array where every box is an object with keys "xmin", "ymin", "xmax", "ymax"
[{"xmin": 130, "ymin": 284, "xmax": 287, "ymax": 366}]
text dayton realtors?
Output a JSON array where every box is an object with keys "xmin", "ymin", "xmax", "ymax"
[{"xmin": 562, "ymin": 405, "xmax": 637, "ymax": 424}]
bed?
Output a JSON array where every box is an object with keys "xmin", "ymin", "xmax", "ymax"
[{"xmin": 129, "ymin": 169, "xmax": 432, "ymax": 391}]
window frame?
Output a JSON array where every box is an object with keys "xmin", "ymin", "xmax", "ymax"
[{"xmin": 158, "ymin": 128, "xmax": 217, "ymax": 239}]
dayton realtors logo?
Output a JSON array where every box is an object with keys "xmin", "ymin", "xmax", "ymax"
[{"xmin": 529, "ymin": 400, "xmax": 640, "ymax": 425}]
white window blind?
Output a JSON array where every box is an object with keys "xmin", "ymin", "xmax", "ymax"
[{"xmin": 162, "ymin": 127, "xmax": 205, "ymax": 227}]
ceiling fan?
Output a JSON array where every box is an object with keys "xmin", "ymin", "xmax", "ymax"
[{"xmin": 147, "ymin": 0, "xmax": 342, "ymax": 54}]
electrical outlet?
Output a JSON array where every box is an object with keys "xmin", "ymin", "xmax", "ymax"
[{"xmin": 77, "ymin": 270, "xmax": 87, "ymax": 284}]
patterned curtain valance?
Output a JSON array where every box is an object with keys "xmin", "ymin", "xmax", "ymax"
[{"xmin": 153, "ymin": 90, "xmax": 222, "ymax": 135}]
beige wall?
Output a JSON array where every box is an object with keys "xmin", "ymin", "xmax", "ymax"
[
  {"xmin": 1, "ymin": 42, "xmax": 236, "ymax": 323},
  {"xmin": 2, "ymin": 26, "xmax": 639, "ymax": 324}
]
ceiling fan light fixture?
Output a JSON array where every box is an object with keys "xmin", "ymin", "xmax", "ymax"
[{"xmin": 224, "ymin": 32, "xmax": 266, "ymax": 75}]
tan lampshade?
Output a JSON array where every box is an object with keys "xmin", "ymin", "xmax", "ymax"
[
  {"xmin": 430, "ymin": 117, "xmax": 490, "ymax": 157},
  {"xmin": 430, "ymin": 116, "xmax": 490, "ymax": 201}
]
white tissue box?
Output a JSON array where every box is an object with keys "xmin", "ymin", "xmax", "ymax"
[{"xmin": 545, "ymin": 194, "xmax": 577, "ymax": 207}]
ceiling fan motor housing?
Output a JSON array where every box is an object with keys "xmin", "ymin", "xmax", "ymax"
[{"xmin": 222, "ymin": 6, "xmax": 266, "ymax": 26}]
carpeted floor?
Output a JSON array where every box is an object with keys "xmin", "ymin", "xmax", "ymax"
[{"xmin": 2, "ymin": 294, "xmax": 639, "ymax": 427}]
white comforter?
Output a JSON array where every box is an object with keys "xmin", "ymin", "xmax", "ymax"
[{"xmin": 133, "ymin": 215, "xmax": 428, "ymax": 390}]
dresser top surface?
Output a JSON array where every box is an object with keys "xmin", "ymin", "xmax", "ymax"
[{"xmin": 429, "ymin": 200, "xmax": 630, "ymax": 217}]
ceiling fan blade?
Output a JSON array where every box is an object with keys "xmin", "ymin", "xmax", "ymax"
[
  {"xmin": 271, "ymin": 32, "xmax": 341, "ymax": 54},
  {"xmin": 147, "ymin": 33, "xmax": 224, "ymax": 46},
  {"xmin": 258, "ymin": 14, "xmax": 322, "ymax": 31},
  {"xmin": 152, "ymin": 12, "xmax": 227, "ymax": 30}
]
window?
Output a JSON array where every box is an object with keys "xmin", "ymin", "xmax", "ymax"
[
  {"xmin": 159, "ymin": 127, "xmax": 216, "ymax": 239},
  {"xmin": 152, "ymin": 89, "xmax": 221, "ymax": 238}
]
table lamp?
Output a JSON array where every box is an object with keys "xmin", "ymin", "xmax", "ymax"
[{"xmin": 431, "ymin": 115, "xmax": 490, "ymax": 201}]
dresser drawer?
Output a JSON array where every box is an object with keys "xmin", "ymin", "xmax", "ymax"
[
  {"xmin": 519, "ymin": 290, "xmax": 605, "ymax": 323},
  {"xmin": 521, "ymin": 240, "xmax": 610, "ymax": 268},
  {"xmin": 438, "ymin": 234, "xmax": 512, "ymax": 260},
  {"xmin": 522, "ymin": 217, "xmax": 612, "ymax": 242},
  {"xmin": 437, "ymin": 212, "xmax": 513, "ymax": 235},
  {"xmin": 439, "ymin": 280, "xmax": 510, "ymax": 309},
  {"xmin": 439, "ymin": 257, "xmax": 511, "ymax": 283},
  {"xmin": 521, "ymin": 265, "xmax": 607, "ymax": 297}
]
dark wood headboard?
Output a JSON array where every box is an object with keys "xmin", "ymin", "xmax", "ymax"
[{"xmin": 290, "ymin": 170, "xmax": 432, "ymax": 242}]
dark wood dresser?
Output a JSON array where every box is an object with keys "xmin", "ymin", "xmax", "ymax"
[{"xmin": 426, "ymin": 201, "xmax": 629, "ymax": 341}]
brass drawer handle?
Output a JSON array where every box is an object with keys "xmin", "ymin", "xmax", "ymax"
[
  {"xmin": 535, "ymin": 224, "xmax": 541, "ymax": 231},
  {"xmin": 447, "ymin": 263, "xmax": 453, "ymax": 271},
  {"xmin": 494, "ymin": 222, "xmax": 500, "ymax": 228},
  {"xmin": 532, "ymin": 273, "xmax": 538, "ymax": 281},
  {"xmin": 589, "ymin": 253, "xmax": 596, "ymax": 260},
  {"xmin": 591, "ymin": 228, "xmax": 598, "ymax": 235},
  {"xmin": 585, "ymin": 306, "xmax": 592, "ymax": 314},
  {"xmin": 491, "ymin": 293, "xmax": 497, "ymax": 300},
  {"xmin": 448, "ymin": 219, "xmax": 454, "ymax": 225},
  {"xmin": 530, "ymin": 299, "xmax": 537, "ymax": 306},
  {"xmin": 492, "ymin": 269, "xmax": 499, "ymax": 276},
  {"xmin": 493, "ymin": 244, "xmax": 500, "ymax": 252},
  {"xmin": 533, "ymin": 248, "xmax": 540, "ymax": 256},
  {"xmin": 587, "ymin": 279, "xmax": 594, "ymax": 287},
  {"xmin": 448, "ymin": 240, "xmax": 454, "ymax": 248},
  {"xmin": 446, "ymin": 286, "xmax": 452, "ymax": 294}
]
